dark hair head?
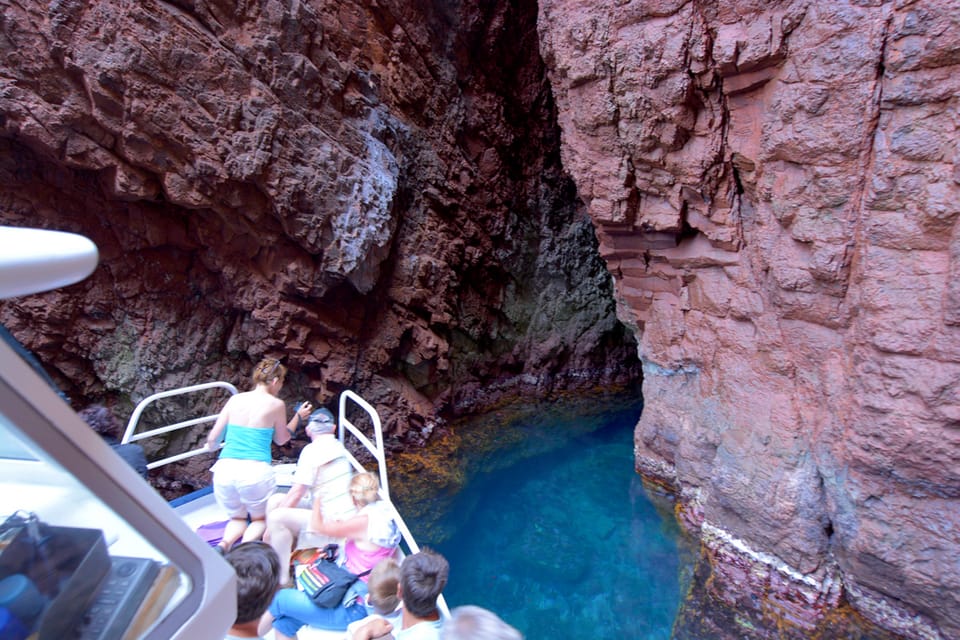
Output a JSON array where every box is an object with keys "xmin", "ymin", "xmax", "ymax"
[
  {"xmin": 78, "ymin": 404, "xmax": 121, "ymax": 439},
  {"xmin": 225, "ymin": 541, "xmax": 280, "ymax": 624},
  {"xmin": 400, "ymin": 548, "xmax": 448, "ymax": 618},
  {"xmin": 252, "ymin": 357, "xmax": 286, "ymax": 385}
]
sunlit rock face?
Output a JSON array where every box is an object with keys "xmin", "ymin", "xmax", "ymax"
[
  {"xmin": 539, "ymin": 1, "xmax": 959, "ymax": 639},
  {"xmin": 0, "ymin": 2, "xmax": 639, "ymax": 470}
]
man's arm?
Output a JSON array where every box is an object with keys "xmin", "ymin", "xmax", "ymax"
[
  {"xmin": 350, "ymin": 617, "xmax": 394, "ymax": 640},
  {"xmin": 309, "ymin": 491, "xmax": 368, "ymax": 538},
  {"xmin": 277, "ymin": 482, "xmax": 308, "ymax": 509}
]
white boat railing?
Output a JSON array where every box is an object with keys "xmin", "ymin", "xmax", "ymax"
[
  {"xmin": 338, "ymin": 390, "xmax": 389, "ymax": 496},
  {"xmin": 330, "ymin": 390, "xmax": 450, "ymax": 616},
  {"xmin": 125, "ymin": 382, "xmax": 449, "ymax": 617},
  {"xmin": 122, "ymin": 381, "xmax": 239, "ymax": 470}
]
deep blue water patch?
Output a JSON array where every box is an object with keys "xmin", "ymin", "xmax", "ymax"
[{"xmin": 407, "ymin": 396, "xmax": 697, "ymax": 639}]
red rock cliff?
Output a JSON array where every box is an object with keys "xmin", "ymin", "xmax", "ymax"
[
  {"xmin": 0, "ymin": 0, "xmax": 639, "ymax": 452},
  {"xmin": 539, "ymin": 1, "xmax": 959, "ymax": 638},
  {"xmin": 2, "ymin": 0, "xmax": 958, "ymax": 638}
]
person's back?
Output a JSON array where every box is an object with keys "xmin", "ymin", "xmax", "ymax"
[
  {"xmin": 297, "ymin": 438, "xmax": 354, "ymax": 548},
  {"xmin": 312, "ymin": 451, "xmax": 353, "ymax": 513},
  {"xmin": 297, "ymin": 415, "xmax": 354, "ymax": 520},
  {"xmin": 223, "ymin": 389, "xmax": 286, "ymax": 428},
  {"xmin": 111, "ymin": 442, "xmax": 149, "ymax": 479}
]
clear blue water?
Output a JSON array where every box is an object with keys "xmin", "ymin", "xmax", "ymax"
[{"xmin": 405, "ymin": 396, "xmax": 697, "ymax": 639}]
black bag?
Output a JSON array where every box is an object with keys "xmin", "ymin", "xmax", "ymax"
[{"xmin": 297, "ymin": 558, "xmax": 371, "ymax": 608}]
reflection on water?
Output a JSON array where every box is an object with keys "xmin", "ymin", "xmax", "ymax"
[{"xmin": 399, "ymin": 393, "xmax": 907, "ymax": 640}]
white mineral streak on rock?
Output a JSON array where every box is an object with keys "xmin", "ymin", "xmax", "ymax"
[{"xmin": 701, "ymin": 521, "xmax": 826, "ymax": 590}]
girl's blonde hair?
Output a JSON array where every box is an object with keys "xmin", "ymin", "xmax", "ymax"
[
  {"xmin": 252, "ymin": 357, "xmax": 286, "ymax": 385},
  {"xmin": 349, "ymin": 472, "xmax": 380, "ymax": 506},
  {"xmin": 368, "ymin": 558, "xmax": 401, "ymax": 615}
]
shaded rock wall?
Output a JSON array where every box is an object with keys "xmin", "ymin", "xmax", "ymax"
[
  {"xmin": 538, "ymin": 1, "xmax": 959, "ymax": 638},
  {"xmin": 0, "ymin": 0, "xmax": 640, "ymax": 473}
]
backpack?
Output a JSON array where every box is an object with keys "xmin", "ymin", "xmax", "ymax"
[{"xmin": 297, "ymin": 557, "xmax": 371, "ymax": 608}]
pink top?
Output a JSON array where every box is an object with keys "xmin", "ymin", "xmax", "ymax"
[{"xmin": 343, "ymin": 539, "xmax": 396, "ymax": 581}]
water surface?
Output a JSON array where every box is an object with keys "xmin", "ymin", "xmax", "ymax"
[{"xmin": 405, "ymin": 396, "xmax": 697, "ymax": 639}]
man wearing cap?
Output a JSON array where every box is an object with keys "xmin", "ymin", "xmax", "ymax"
[{"xmin": 265, "ymin": 407, "xmax": 355, "ymax": 586}]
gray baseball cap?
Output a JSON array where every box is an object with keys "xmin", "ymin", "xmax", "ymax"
[{"xmin": 306, "ymin": 407, "xmax": 336, "ymax": 435}]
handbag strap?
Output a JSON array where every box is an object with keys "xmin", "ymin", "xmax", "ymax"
[{"xmin": 317, "ymin": 558, "xmax": 371, "ymax": 579}]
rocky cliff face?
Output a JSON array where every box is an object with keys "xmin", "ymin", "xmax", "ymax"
[
  {"xmin": 0, "ymin": 0, "xmax": 639, "ymax": 463},
  {"xmin": 538, "ymin": 1, "xmax": 959, "ymax": 638},
  {"xmin": 2, "ymin": 0, "xmax": 957, "ymax": 638}
]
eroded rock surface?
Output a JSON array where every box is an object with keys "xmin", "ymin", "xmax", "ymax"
[
  {"xmin": 539, "ymin": 1, "xmax": 959, "ymax": 638},
  {"xmin": 0, "ymin": 1, "xmax": 639, "ymax": 484},
  {"xmin": 2, "ymin": 0, "xmax": 958, "ymax": 638}
]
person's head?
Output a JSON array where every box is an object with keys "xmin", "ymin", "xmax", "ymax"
[
  {"xmin": 305, "ymin": 407, "xmax": 336, "ymax": 438},
  {"xmin": 224, "ymin": 541, "xmax": 280, "ymax": 625},
  {"xmin": 349, "ymin": 472, "xmax": 380, "ymax": 507},
  {"xmin": 252, "ymin": 357, "xmax": 286, "ymax": 388},
  {"xmin": 400, "ymin": 549, "xmax": 449, "ymax": 618},
  {"xmin": 368, "ymin": 557, "xmax": 402, "ymax": 615},
  {"xmin": 78, "ymin": 404, "xmax": 121, "ymax": 440},
  {"xmin": 441, "ymin": 606, "xmax": 523, "ymax": 640}
]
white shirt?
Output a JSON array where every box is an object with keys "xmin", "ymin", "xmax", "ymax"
[
  {"xmin": 293, "ymin": 434, "xmax": 354, "ymax": 519},
  {"xmin": 395, "ymin": 619, "xmax": 443, "ymax": 640}
]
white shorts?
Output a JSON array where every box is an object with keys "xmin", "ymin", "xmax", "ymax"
[{"xmin": 211, "ymin": 458, "xmax": 276, "ymax": 519}]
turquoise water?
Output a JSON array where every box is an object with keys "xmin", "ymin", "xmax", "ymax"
[{"xmin": 406, "ymin": 397, "xmax": 697, "ymax": 639}]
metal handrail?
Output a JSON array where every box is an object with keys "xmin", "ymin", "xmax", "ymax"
[
  {"xmin": 122, "ymin": 381, "xmax": 238, "ymax": 470},
  {"xmin": 336, "ymin": 389, "xmax": 450, "ymax": 618},
  {"xmin": 338, "ymin": 390, "xmax": 389, "ymax": 497}
]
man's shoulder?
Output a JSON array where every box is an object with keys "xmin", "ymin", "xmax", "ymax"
[
  {"xmin": 395, "ymin": 619, "xmax": 443, "ymax": 640},
  {"xmin": 300, "ymin": 437, "xmax": 347, "ymax": 459},
  {"xmin": 112, "ymin": 442, "xmax": 146, "ymax": 457}
]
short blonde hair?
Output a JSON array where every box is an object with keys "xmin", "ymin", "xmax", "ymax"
[
  {"xmin": 368, "ymin": 558, "xmax": 401, "ymax": 614},
  {"xmin": 349, "ymin": 472, "xmax": 380, "ymax": 506},
  {"xmin": 252, "ymin": 357, "xmax": 286, "ymax": 385}
]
